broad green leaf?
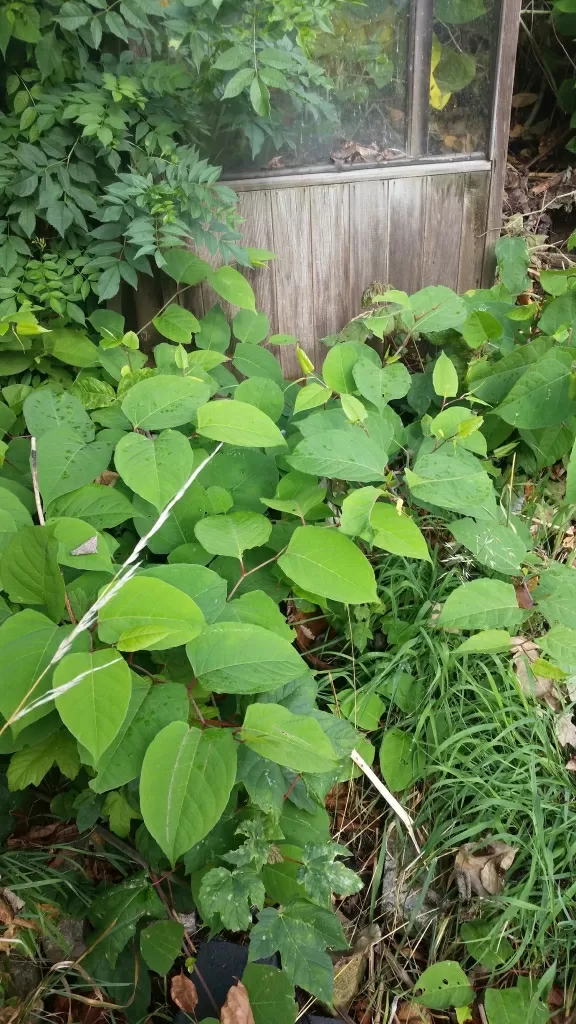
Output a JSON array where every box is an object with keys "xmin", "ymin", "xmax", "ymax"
[
  {"xmin": 432, "ymin": 352, "xmax": 458, "ymax": 398},
  {"xmin": 539, "ymin": 293, "xmax": 576, "ymax": 336},
  {"xmin": 47, "ymin": 329, "xmax": 99, "ymax": 368},
  {"xmin": 140, "ymin": 920, "xmax": 184, "ymax": 975},
  {"xmin": 139, "ymin": 565, "xmax": 227, "ymax": 624},
  {"xmin": 278, "ymin": 526, "xmax": 377, "ymax": 605},
  {"xmin": 403, "ymin": 285, "xmax": 467, "ymax": 333},
  {"xmin": 208, "ymin": 266, "xmax": 255, "ymax": 310},
  {"xmin": 88, "ymin": 875, "xmax": 164, "ymax": 968},
  {"xmin": 233, "ymin": 343, "xmax": 283, "ymax": 382},
  {"xmin": 0, "ymin": 610, "xmax": 85, "ymax": 733},
  {"xmin": 520, "ymin": 420, "xmax": 576, "ymax": 471},
  {"xmin": 429, "ymin": 406, "xmax": 486, "ymax": 455},
  {"xmin": 370, "ymin": 504, "xmax": 430, "ymax": 561},
  {"xmin": 114, "ymin": 430, "xmax": 194, "ymax": 511},
  {"xmin": 8, "ymin": 731, "xmax": 79, "ymax": 790},
  {"xmin": 438, "ymin": 579, "xmax": 523, "ymax": 631},
  {"xmin": 140, "ymin": 723, "xmax": 237, "ymax": 865},
  {"xmin": 261, "ymin": 470, "xmax": 326, "ymax": 520},
  {"xmin": 454, "ymin": 629, "xmax": 512, "ymax": 654},
  {"xmin": 235, "ymin": 377, "xmax": 284, "ymax": 422},
  {"xmin": 564, "ymin": 437, "xmax": 576, "ymax": 505},
  {"xmin": 261, "ymin": 845, "xmax": 307, "ymax": 905},
  {"xmin": 242, "ymin": 963, "xmax": 296, "ymax": 1024},
  {"xmin": 55, "ymin": 650, "xmax": 131, "ymax": 760},
  {"xmin": 103, "ymin": 789, "xmax": 141, "ymax": 837},
  {"xmin": 152, "ymin": 305, "xmax": 199, "ymax": 343},
  {"xmin": 47, "ymin": 484, "xmax": 134, "ymax": 530},
  {"xmin": 484, "ymin": 985, "xmax": 548, "ymax": 1024},
  {"xmin": 341, "ymin": 394, "xmax": 367, "ymax": 423},
  {"xmin": 36, "ymin": 428, "xmax": 112, "ymax": 504},
  {"xmin": 450, "ymin": 518, "xmax": 527, "ymax": 575},
  {"xmin": 196, "ymin": 400, "xmax": 285, "ymax": 447},
  {"xmin": 23, "ymin": 389, "xmax": 94, "ymax": 442},
  {"xmin": 1, "ymin": 525, "xmax": 65, "ymax": 622},
  {"xmin": 406, "ymin": 446, "xmax": 496, "ymax": 518},
  {"xmin": 237, "ymin": 747, "xmax": 289, "ymax": 816},
  {"xmin": 495, "ymin": 236, "xmax": 530, "ymax": 295},
  {"xmin": 195, "ymin": 304, "xmax": 231, "ymax": 352},
  {"xmin": 535, "ymin": 565, "xmax": 576, "ymax": 629},
  {"xmin": 467, "ymin": 337, "xmax": 553, "ymax": 405},
  {"xmin": 213, "ymin": 43, "xmax": 251, "ymax": 69},
  {"xmin": 340, "ymin": 486, "xmax": 382, "ymax": 537},
  {"xmin": 121, "ymin": 375, "xmax": 210, "ymax": 430},
  {"xmin": 132, "ymin": 483, "xmax": 206, "ymax": 554},
  {"xmin": 98, "ymin": 576, "xmax": 206, "ymax": 651},
  {"xmin": 195, "ymin": 512, "xmax": 271, "ymax": 559},
  {"xmin": 288, "ymin": 427, "xmax": 388, "ymax": 482},
  {"xmin": 379, "ymin": 727, "xmax": 425, "ymax": 792},
  {"xmin": 338, "ymin": 688, "xmax": 384, "ymax": 730},
  {"xmin": 322, "ymin": 342, "xmax": 361, "ymax": 394},
  {"xmin": 460, "ymin": 309, "xmax": 502, "ymax": 348},
  {"xmin": 221, "ymin": 590, "xmax": 294, "ymax": 641},
  {"xmin": 495, "ymin": 359, "xmax": 576, "ymax": 428},
  {"xmin": 187, "ymin": 622, "xmax": 305, "ymax": 693},
  {"xmin": 248, "ymin": 902, "xmax": 347, "ymax": 1003},
  {"xmin": 294, "ymin": 383, "xmax": 332, "ymax": 413},
  {"xmin": 280, "ymin": 802, "xmax": 330, "ymax": 846},
  {"xmin": 162, "ymin": 250, "xmax": 211, "ymax": 286},
  {"xmin": 413, "ymin": 961, "xmax": 474, "ymax": 1011},
  {"xmin": 90, "ymin": 681, "xmax": 189, "ymax": 793},
  {"xmin": 538, "ymin": 625, "xmax": 576, "ymax": 670},
  {"xmin": 232, "ymin": 310, "xmax": 269, "ymax": 344},
  {"xmin": 241, "ymin": 703, "xmax": 338, "ymax": 773},
  {"xmin": 49, "ymin": 517, "xmax": 113, "ymax": 574},
  {"xmin": 460, "ymin": 921, "xmax": 514, "ymax": 969}
]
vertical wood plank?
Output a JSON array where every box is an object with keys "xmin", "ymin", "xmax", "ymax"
[
  {"xmin": 421, "ymin": 173, "xmax": 465, "ymax": 288},
  {"xmin": 458, "ymin": 170, "xmax": 490, "ymax": 292},
  {"xmin": 309, "ymin": 184, "xmax": 350, "ymax": 348},
  {"xmin": 270, "ymin": 186, "xmax": 313, "ymax": 379},
  {"xmin": 482, "ymin": 0, "xmax": 522, "ymax": 284},
  {"xmin": 387, "ymin": 176, "xmax": 426, "ymax": 292},
  {"xmin": 349, "ymin": 179, "xmax": 389, "ymax": 310},
  {"xmin": 237, "ymin": 190, "xmax": 277, "ymax": 333}
]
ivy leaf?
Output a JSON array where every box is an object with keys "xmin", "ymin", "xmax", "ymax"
[
  {"xmin": 36, "ymin": 428, "xmax": 112, "ymax": 505},
  {"xmin": 438, "ymin": 579, "xmax": 523, "ymax": 631},
  {"xmin": 98, "ymin": 576, "xmax": 206, "ymax": 651},
  {"xmin": 208, "ymin": 267, "xmax": 256, "ymax": 311},
  {"xmin": 114, "ymin": 429, "xmax": 194, "ymax": 511},
  {"xmin": 90, "ymin": 681, "xmax": 189, "ymax": 793},
  {"xmin": 187, "ymin": 623, "xmax": 305, "ymax": 693},
  {"xmin": 7, "ymin": 730, "xmax": 80, "ymax": 790},
  {"xmin": 152, "ymin": 306, "xmax": 200, "ymax": 344},
  {"xmin": 88, "ymin": 874, "xmax": 165, "ymax": 967},
  {"xmin": 195, "ymin": 512, "xmax": 271, "ymax": 559},
  {"xmin": 278, "ymin": 526, "xmax": 377, "ymax": 604},
  {"xmin": 297, "ymin": 843, "xmax": 363, "ymax": 905},
  {"xmin": 140, "ymin": 723, "xmax": 237, "ymax": 865},
  {"xmin": 140, "ymin": 920, "xmax": 184, "ymax": 975},
  {"xmin": 241, "ymin": 703, "xmax": 339, "ymax": 773},
  {"xmin": 248, "ymin": 901, "xmax": 347, "ymax": 1003},
  {"xmin": 54, "ymin": 650, "xmax": 132, "ymax": 761},
  {"xmin": 196, "ymin": 400, "xmax": 286, "ymax": 448},
  {"xmin": 1, "ymin": 525, "xmax": 65, "ymax": 622},
  {"xmin": 121, "ymin": 375, "xmax": 210, "ymax": 430},
  {"xmin": 199, "ymin": 867, "xmax": 265, "ymax": 931}
]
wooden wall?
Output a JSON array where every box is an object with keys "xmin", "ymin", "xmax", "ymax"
[{"xmin": 184, "ymin": 162, "xmax": 491, "ymax": 379}]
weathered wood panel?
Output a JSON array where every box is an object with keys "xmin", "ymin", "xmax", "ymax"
[
  {"xmin": 269, "ymin": 186, "xmax": 313, "ymax": 379},
  {"xmin": 387, "ymin": 175, "xmax": 426, "ymax": 293},
  {"xmin": 458, "ymin": 170, "xmax": 490, "ymax": 292},
  {"xmin": 349, "ymin": 179, "xmax": 389, "ymax": 310},
  {"xmin": 237, "ymin": 190, "xmax": 277, "ymax": 332},
  {"xmin": 422, "ymin": 174, "xmax": 465, "ymax": 286},
  {"xmin": 310, "ymin": 184, "xmax": 350, "ymax": 343}
]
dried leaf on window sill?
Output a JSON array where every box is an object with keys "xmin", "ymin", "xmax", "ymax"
[
  {"xmin": 454, "ymin": 840, "xmax": 518, "ymax": 899},
  {"xmin": 220, "ymin": 981, "xmax": 255, "ymax": 1024}
]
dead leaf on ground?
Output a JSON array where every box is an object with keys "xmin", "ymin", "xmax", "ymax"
[
  {"xmin": 511, "ymin": 92, "xmax": 539, "ymax": 107},
  {"xmin": 170, "ymin": 970, "xmax": 198, "ymax": 1014},
  {"xmin": 514, "ymin": 582, "xmax": 535, "ymax": 609},
  {"xmin": 555, "ymin": 713, "xmax": 576, "ymax": 748},
  {"xmin": 395, "ymin": 1003, "xmax": 432, "ymax": 1023},
  {"xmin": 511, "ymin": 636, "xmax": 560, "ymax": 709},
  {"xmin": 454, "ymin": 840, "xmax": 518, "ymax": 898},
  {"xmin": 333, "ymin": 952, "xmax": 366, "ymax": 1010},
  {"xmin": 220, "ymin": 981, "xmax": 254, "ymax": 1024}
]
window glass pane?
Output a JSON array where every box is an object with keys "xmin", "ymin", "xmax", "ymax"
[
  {"xmin": 428, "ymin": 0, "xmax": 499, "ymax": 156},
  {"xmin": 218, "ymin": 0, "xmax": 410, "ymax": 177}
]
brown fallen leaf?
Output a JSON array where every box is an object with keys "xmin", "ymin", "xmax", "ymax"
[
  {"xmin": 170, "ymin": 970, "xmax": 198, "ymax": 1014},
  {"xmin": 454, "ymin": 840, "xmax": 518, "ymax": 898},
  {"xmin": 220, "ymin": 981, "xmax": 254, "ymax": 1024},
  {"xmin": 565, "ymin": 758, "xmax": 576, "ymax": 771},
  {"xmin": 511, "ymin": 636, "xmax": 560, "ymax": 709},
  {"xmin": 555, "ymin": 713, "xmax": 576, "ymax": 748},
  {"xmin": 395, "ymin": 1003, "xmax": 432, "ymax": 1023},
  {"xmin": 333, "ymin": 952, "xmax": 366, "ymax": 1011},
  {"xmin": 511, "ymin": 92, "xmax": 539, "ymax": 107},
  {"xmin": 96, "ymin": 471, "xmax": 119, "ymax": 487}
]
